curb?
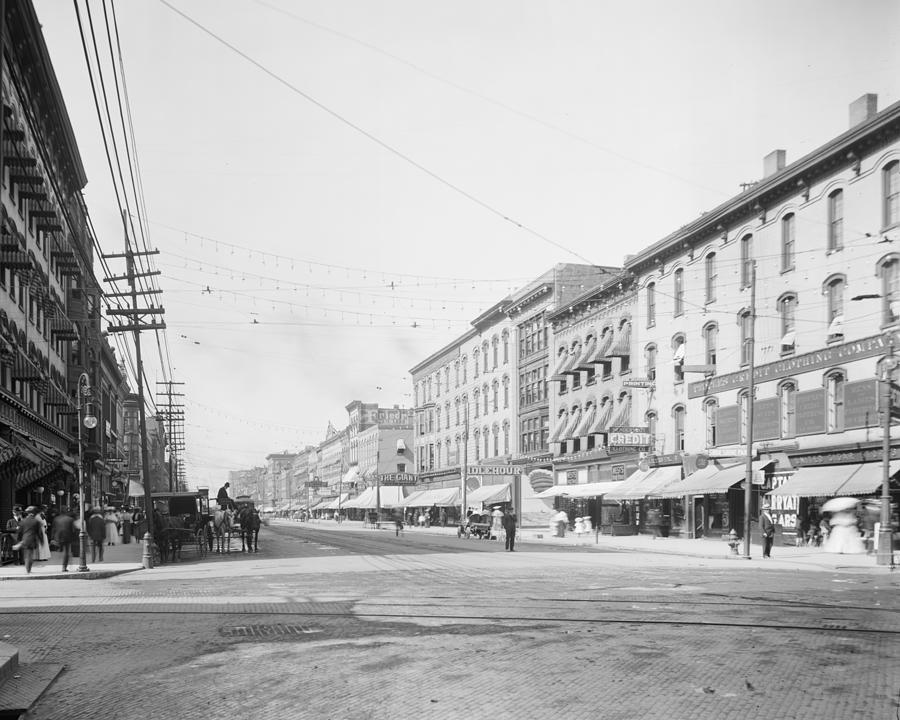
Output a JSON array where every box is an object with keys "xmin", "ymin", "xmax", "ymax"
[{"xmin": 0, "ymin": 566, "xmax": 143, "ymax": 582}]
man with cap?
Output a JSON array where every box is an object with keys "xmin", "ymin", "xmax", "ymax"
[{"xmin": 15, "ymin": 506, "xmax": 43, "ymax": 574}]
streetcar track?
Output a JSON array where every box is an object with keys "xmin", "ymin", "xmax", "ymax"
[{"xmin": 0, "ymin": 605, "xmax": 896, "ymax": 635}]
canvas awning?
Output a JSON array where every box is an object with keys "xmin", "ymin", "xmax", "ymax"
[
  {"xmin": 604, "ymin": 465, "xmax": 683, "ymax": 500},
  {"xmin": 588, "ymin": 401, "xmax": 614, "ymax": 434},
  {"xmin": 573, "ymin": 405, "xmax": 596, "ymax": 437},
  {"xmin": 535, "ymin": 484, "xmax": 573, "ymax": 499},
  {"xmin": 653, "ymin": 461, "xmax": 748, "ymax": 498},
  {"xmin": 561, "ymin": 407, "xmax": 582, "ymax": 440},
  {"xmin": 371, "ymin": 485, "xmax": 408, "ymax": 508},
  {"xmin": 466, "ymin": 483, "xmax": 511, "ymax": 505},
  {"xmin": 401, "ymin": 487, "xmax": 459, "ymax": 507},
  {"xmin": 342, "ymin": 488, "xmax": 376, "ymax": 509},
  {"xmin": 574, "ymin": 336, "xmax": 597, "ymax": 370},
  {"xmin": 608, "ymin": 396, "xmax": 632, "ymax": 430},
  {"xmin": 556, "ymin": 481, "xmax": 620, "ymax": 499},
  {"xmin": 768, "ymin": 461, "xmax": 900, "ymax": 498}
]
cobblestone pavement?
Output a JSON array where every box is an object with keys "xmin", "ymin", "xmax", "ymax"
[{"xmin": 0, "ymin": 524, "xmax": 897, "ymax": 720}]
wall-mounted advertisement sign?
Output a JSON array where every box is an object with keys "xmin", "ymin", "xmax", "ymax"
[
  {"xmin": 466, "ymin": 465, "xmax": 520, "ymax": 476},
  {"xmin": 378, "ymin": 473, "xmax": 418, "ymax": 486}
]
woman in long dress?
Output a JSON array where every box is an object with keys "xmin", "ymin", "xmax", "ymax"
[
  {"xmin": 822, "ymin": 510, "xmax": 865, "ymax": 554},
  {"xmin": 37, "ymin": 509, "xmax": 51, "ymax": 560},
  {"xmin": 104, "ymin": 509, "xmax": 119, "ymax": 546}
]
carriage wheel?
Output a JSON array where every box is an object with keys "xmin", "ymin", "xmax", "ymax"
[{"xmin": 196, "ymin": 528, "xmax": 208, "ymax": 558}]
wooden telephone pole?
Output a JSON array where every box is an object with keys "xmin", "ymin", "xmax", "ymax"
[
  {"xmin": 104, "ymin": 212, "xmax": 165, "ymax": 568},
  {"xmin": 156, "ymin": 381, "xmax": 185, "ymax": 492}
]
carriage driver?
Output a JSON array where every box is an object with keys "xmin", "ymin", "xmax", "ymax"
[{"xmin": 216, "ymin": 482, "xmax": 235, "ymax": 511}]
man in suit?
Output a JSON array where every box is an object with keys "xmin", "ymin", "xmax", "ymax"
[
  {"xmin": 15, "ymin": 506, "xmax": 42, "ymax": 574},
  {"xmin": 51, "ymin": 508, "xmax": 76, "ymax": 572},
  {"xmin": 760, "ymin": 504, "xmax": 776, "ymax": 558},
  {"xmin": 503, "ymin": 509, "xmax": 518, "ymax": 552}
]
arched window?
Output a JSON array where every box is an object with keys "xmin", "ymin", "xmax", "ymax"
[
  {"xmin": 646, "ymin": 410, "xmax": 658, "ymax": 449},
  {"xmin": 483, "ymin": 426, "xmax": 490, "ymax": 457},
  {"xmin": 646, "ymin": 282, "xmax": 656, "ymax": 327},
  {"xmin": 705, "ymin": 252, "xmax": 717, "ymax": 303},
  {"xmin": 672, "ymin": 405, "xmax": 685, "ymax": 452},
  {"xmin": 492, "ymin": 336, "xmax": 499, "ymax": 369},
  {"xmin": 436, "ymin": 442, "xmax": 442, "ymax": 468},
  {"xmin": 673, "ymin": 268, "xmax": 684, "ymax": 316},
  {"xmin": 492, "ymin": 379, "xmax": 499, "ymax": 412},
  {"xmin": 824, "ymin": 275, "xmax": 845, "ymax": 340},
  {"xmin": 502, "ymin": 330, "xmax": 509, "ymax": 364},
  {"xmin": 482, "ymin": 341, "xmax": 489, "ymax": 372},
  {"xmin": 473, "ymin": 388, "xmax": 480, "ymax": 418},
  {"xmin": 454, "ymin": 360, "xmax": 460, "ymax": 387},
  {"xmin": 445, "ymin": 366, "xmax": 450, "ymax": 391},
  {"xmin": 427, "ymin": 377, "xmax": 433, "ymax": 401},
  {"xmin": 492, "ymin": 424, "xmax": 499, "ymax": 456},
  {"xmin": 741, "ymin": 234, "xmax": 753, "ymax": 288},
  {"xmin": 779, "ymin": 381, "xmax": 797, "ymax": 438},
  {"xmin": 703, "ymin": 398, "xmax": 718, "ymax": 447},
  {"xmin": 502, "ymin": 421, "xmax": 510, "ymax": 455},
  {"xmin": 473, "ymin": 348, "xmax": 480, "ymax": 378},
  {"xmin": 455, "ymin": 397, "xmax": 460, "ymax": 426},
  {"xmin": 703, "ymin": 323, "xmax": 718, "ymax": 366},
  {"xmin": 828, "ymin": 190, "xmax": 844, "ymax": 251},
  {"xmin": 414, "ymin": 383, "xmax": 420, "ymax": 407},
  {"xmin": 878, "ymin": 255, "xmax": 900, "ymax": 324},
  {"xmin": 826, "ymin": 370, "xmax": 845, "ymax": 432},
  {"xmin": 739, "ymin": 310, "xmax": 752, "ymax": 365},
  {"xmin": 435, "ymin": 371, "xmax": 441, "ymax": 397},
  {"xmin": 483, "ymin": 383, "xmax": 490, "ymax": 414},
  {"xmin": 779, "ymin": 293, "xmax": 797, "ymax": 353},
  {"xmin": 645, "ymin": 344, "xmax": 657, "ymax": 382},
  {"xmin": 672, "ymin": 335, "xmax": 685, "ymax": 383},
  {"xmin": 502, "ymin": 375, "xmax": 510, "ymax": 408},
  {"xmin": 474, "ymin": 428, "xmax": 481, "ymax": 461},
  {"xmin": 781, "ymin": 213, "xmax": 795, "ymax": 271},
  {"xmin": 445, "ymin": 402, "xmax": 450, "ymax": 427},
  {"xmin": 461, "ymin": 356, "xmax": 467, "ymax": 384},
  {"xmin": 884, "ymin": 160, "xmax": 900, "ymax": 228}
]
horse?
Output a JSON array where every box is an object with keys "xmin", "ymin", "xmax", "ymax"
[
  {"xmin": 237, "ymin": 507, "xmax": 261, "ymax": 553},
  {"xmin": 213, "ymin": 507, "xmax": 234, "ymax": 553},
  {"xmin": 153, "ymin": 511, "xmax": 185, "ymax": 563}
]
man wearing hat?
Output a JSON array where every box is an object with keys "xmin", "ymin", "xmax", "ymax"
[
  {"xmin": 87, "ymin": 507, "xmax": 106, "ymax": 563},
  {"xmin": 14, "ymin": 506, "xmax": 43, "ymax": 574},
  {"xmin": 760, "ymin": 503, "xmax": 776, "ymax": 558},
  {"xmin": 51, "ymin": 507, "xmax": 76, "ymax": 572},
  {"xmin": 5, "ymin": 506, "xmax": 23, "ymax": 565}
]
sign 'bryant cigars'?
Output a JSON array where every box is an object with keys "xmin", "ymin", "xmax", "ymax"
[{"xmin": 688, "ymin": 334, "xmax": 890, "ymax": 398}]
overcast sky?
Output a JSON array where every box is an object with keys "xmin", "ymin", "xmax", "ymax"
[{"xmin": 33, "ymin": 0, "xmax": 900, "ymax": 487}]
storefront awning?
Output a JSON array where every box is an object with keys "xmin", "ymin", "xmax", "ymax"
[
  {"xmin": 401, "ymin": 487, "xmax": 459, "ymax": 507},
  {"xmin": 466, "ymin": 483, "xmax": 510, "ymax": 505},
  {"xmin": 604, "ymin": 465, "xmax": 683, "ymax": 501},
  {"xmin": 559, "ymin": 481, "xmax": 620, "ymax": 499},
  {"xmin": 342, "ymin": 488, "xmax": 376, "ymax": 509},
  {"xmin": 653, "ymin": 461, "xmax": 747, "ymax": 498},
  {"xmin": 768, "ymin": 461, "xmax": 900, "ymax": 498}
]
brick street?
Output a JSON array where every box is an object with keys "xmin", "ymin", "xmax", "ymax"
[{"xmin": 0, "ymin": 521, "xmax": 897, "ymax": 720}]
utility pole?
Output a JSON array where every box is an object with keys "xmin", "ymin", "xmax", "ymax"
[
  {"xmin": 461, "ymin": 398, "xmax": 468, "ymax": 524},
  {"xmin": 743, "ymin": 261, "xmax": 757, "ymax": 559},
  {"xmin": 879, "ymin": 335, "xmax": 898, "ymax": 566},
  {"xmin": 156, "ymin": 381, "xmax": 184, "ymax": 492},
  {"xmin": 104, "ymin": 211, "xmax": 165, "ymax": 568}
]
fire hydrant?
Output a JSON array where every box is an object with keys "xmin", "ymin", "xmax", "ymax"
[{"xmin": 725, "ymin": 529, "xmax": 741, "ymax": 555}]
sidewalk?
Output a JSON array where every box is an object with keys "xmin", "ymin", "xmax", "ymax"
[
  {"xmin": 297, "ymin": 518, "xmax": 895, "ymax": 573},
  {"xmin": 0, "ymin": 540, "xmax": 144, "ymax": 581}
]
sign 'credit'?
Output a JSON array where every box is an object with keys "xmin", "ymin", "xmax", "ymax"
[{"xmin": 607, "ymin": 431, "xmax": 653, "ymax": 447}]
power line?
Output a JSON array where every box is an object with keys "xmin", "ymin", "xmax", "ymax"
[{"xmin": 157, "ymin": 0, "xmax": 594, "ymax": 266}]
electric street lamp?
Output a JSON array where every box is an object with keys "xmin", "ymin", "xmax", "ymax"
[{"xmin": 75, "ymin": 372, "xmax": 97, "ymax": 572}]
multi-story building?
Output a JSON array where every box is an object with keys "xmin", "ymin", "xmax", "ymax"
[
  {"xmin": 0, "ymin": 0, "xmax": 111, "ymax": 520},
  {"xmin": 263, "ymin": 451, "xmax": 297, "ymax": 508},
  {"xmin": 545, "ymin": 273, "xmax": 640, "ymax": 525},
  {"xmin": 345, "ymin": 401, "xmax": 413, "ymax": 481},
  {"xmin": 505, "ymin": 263, "xmax": 618, "ymax": 517},
  {"xmin": 621, "ymin": 93, "xmax": 900, "ymax": 543},
  {"xmin": 228, "ymin": 466, "xmax": 265, "ymax": 500}
]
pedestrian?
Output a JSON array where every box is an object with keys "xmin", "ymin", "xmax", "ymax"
[
  {"xmin": 491, "ymin": 506, "xmax": 503, "ymax": 540},
  {"xmin": 502, "ymin": 509, "xmax": 517, "ymax": 551},
  {"xmin": 5, "ymin": 506, "xmax": 23, "ymax": 565},
  {"xmin": 14, "ymin": 506, "xmax": 43, "ymax": 574},
  {"xmin": 121, "ymin": 507, "xmax": 133, "ymax": 544},
  {"xmin": 51, "ymin": 507, "xmax": 76, "ymax": 572},
  {"xmin": 36, "ymin": 507, "xmax": 51, "ymax": 561},
  {"xmin": 553, "ymin": 509, "xmax": 568, "ymax": 538},
  {"xmin": 87, "ymin": 508, "xmax": 106, "ymax": 562},
  {"xmin": 104, "ymin": 507, "xmax": 119, "ymax": 546},
  {"xmin": 760, "ymin": 504, "xmax": 776, "ymax": 558}
]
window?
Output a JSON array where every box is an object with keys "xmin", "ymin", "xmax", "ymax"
[
  {"xmin": 672, "ymin": 336, "xmax": 685, "ymax": 383},
  {"xmin": 455, "ymin": 398, "xmax": 460, "ymax": 425},
  {"xmin": 781, "ymin": 214, "xmax": 795, "ymax": 271},
  {"xmin": 673, "ymin": 269, "xmax": 684, "ymax": 316},
  {"xmin": 473, "ymin": 389, "xmax": 480, "ymax": 418},
  {"xmin": 828, "ymin": 190, "xmax": 844, "ymax": 251},
  {"xmin": 880, "ymin": 256, "xmax": 900, "ymax": 324},
  {"xmin": 779, "ymin": 293, "xmax": 797, "ymax": 353},
  {"xmin": 492, "ymin": 425, "xmax": 499, "ymax": 456},
  {"xmin": 825, "ymin": 276, "xmax": 845, "ymax": 340},
  {"xmin": 704, "ymin": 398, "xmax": 718, "ymax": 447},
  {"xmin": 474, "ymin": 429, "xmax": 481, "ymax": 461},
  {"xmin": 435, "ymin": 372, "xmax": 441, "ymax": 397},
  {"xmin": 646, "ymin": 411, "xmax": 658, "ymax": 450},
  {"xmin": 483, "ymin": 427, "xmax": 490, "ymax": 457},
  {"xmin": 739, "ymin": 310, "xmax": 752, "ymax": 366},
  {"xmin": 492, "ymin": 336, "xmax": 499, "ymax": 369},
  {"xmin": 645, "ymin": 344, "xmax": 657, "ymax": 382},
  {"xmin": 646, "ymin": 282, "xmax": 656, "ymax": 327},
  {"xmin": 473, "ymin": 349, "xmax": 480, "ymax": 378},
  {"xmin": 673, "ymin": 405, "xmax": 685, "ymax": 452},
  {"xmin": 445, "ymin": 366, "xmax": 450, "ymax": 392},
  {"xmin": 461, "ymin": 356, "xmax": 467, "ymax": 384},
  {"xmin": 741, "ymin": 235, "xmax": 753, "ymax": 288},
  {"xmin": 502, "ymin": 375, "xmax": 509, "ymax": 408},
  {"xmin": 503, "ymin": 422, "xmax": 509, "ymax": 455},
  {"xmin": 826, "ymin": 371, "xmax": 845, "ymax": 432},
  {"xmin": 492, "ymin": 380, "xmax": 499, "ymax": 412},
  {"xmin": 705, "ymin": 253, "xmax": 716, "ymax": 303},
  {"xmin": 454, "ymin": 361, "xmax": 460, "ymax": 387},
  {"xmin": 502, "ymin": 331, "xmax": 509, "ymax": 364},
  {"xmin": 482, "ymin": 342, "xmax": 489, "ymax": 373},
  {"xmin": 885, "ymin": 161, "xmax": 900, "ymax": 228},
  {"xmin": 779, "ymin": 382, "xmax": 797, "ymax": 438},
  {"xmin": 427, "ymin": 378, "xmax": 433, "ymax": 402},
  {"xmin": 483, "ymin": 384, "xmax": 489, "ymax": 415},
  {"xmin": 703, "ymin": 323, "xmax": 717, "ymax": 366},
  {"xmin": 445, "ymin": 402, "xmax": 450, "ymax": 427}
]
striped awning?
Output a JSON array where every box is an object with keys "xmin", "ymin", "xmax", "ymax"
[
  {"xmin": 574, "ymin": 336, "xmax": 597, "ymax": 370},
  {"xmin": 561, "ymin": 407, "xmax": 582, "ymax": 440},
  {"xmin": 608, "ymin": 324, "xmax": 631, "ymax": 357},
  {"xmin": 608, "ymin": 396, "xmax": 632, "ymax": 430},
  {"xmin": 603, "ymin": 465, "xmax": 683, "ymax": 501},
  {"xmin": 588, "ymin": 401, "xmax": 614, "ymax": 434},
  {"xmin": 592, "ymin": 331, "xmax": 615, "ymax": 362},
  {"xmin": 573, "ymin": 404, "xmax": 596, "ymax": 437},
  {"xmin": 549, "ymin": 414, "xmax": 569, "ymax": 444},
  {"xmin": 466, "ymin": 483, "xmax": 511, "ymax": 505}
]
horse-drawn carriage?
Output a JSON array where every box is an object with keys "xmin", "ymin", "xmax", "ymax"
[
  {"xmin": 151, "ymin": 489, "xmax": 213, "ymax": 563},
  {"xmin": 209, "ymin": 494, "xmax": 261, "ymax": 554},
  {"xmin": 458, "ymin": 512, "xmax": 494, "ymax": 540}
]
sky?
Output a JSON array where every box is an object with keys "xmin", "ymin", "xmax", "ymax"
[{"xmin": 32, "ymin": 0, "xmax": 900, "ymax": 487}]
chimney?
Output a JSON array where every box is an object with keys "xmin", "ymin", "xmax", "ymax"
[
  {"xmin": 763, "ymin": 149, "xmax": 786, "ymax": 178},
  {"xmin": 849, "ymin": 93, "xmax": 878, "ymax": 128}
]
